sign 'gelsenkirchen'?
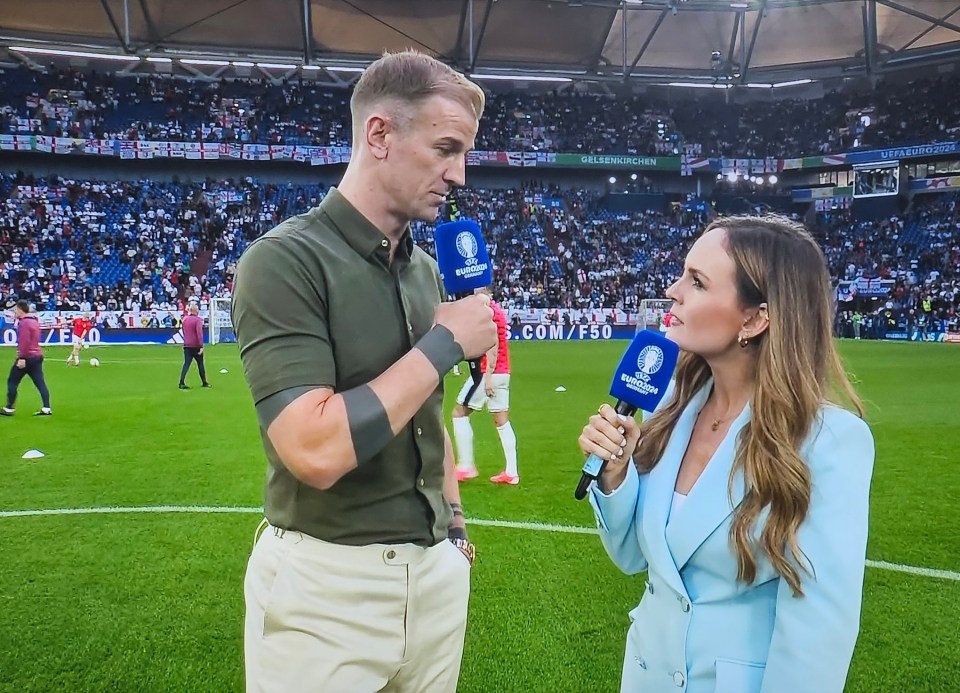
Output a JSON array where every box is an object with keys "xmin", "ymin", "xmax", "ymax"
[{"xmin": 578, "ymin": 155, "xmax": 660, "ymax": 167}]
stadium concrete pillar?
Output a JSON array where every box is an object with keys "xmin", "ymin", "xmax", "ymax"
[{"xmin": 621, "ymin": 1, "xmax": 627, "ymax": 82}]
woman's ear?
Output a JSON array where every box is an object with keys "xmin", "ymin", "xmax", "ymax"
[{"xmin": 743, "ymin": 302, "xmax": 770, "ymax": 340}]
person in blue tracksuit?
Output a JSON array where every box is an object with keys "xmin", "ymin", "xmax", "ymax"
[{"xmin": 579, "ymin": 215, "xmax": 874, "ymax": 693}]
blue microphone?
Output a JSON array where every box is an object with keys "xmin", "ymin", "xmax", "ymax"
[
  {"xmin": 574, "ymin": 329, "xmax": 680, "ymax": 500},
  {"xmin": 435, "ymin": 219, "xmax": 494, "ymax": 296},
  {"xmin": 435, "ymin": 218, "xmax": 494, "ymax": 391}
]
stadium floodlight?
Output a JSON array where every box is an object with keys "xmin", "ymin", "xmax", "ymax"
[
  {"xmin": 145, "ymin": 57, "xmax": 172, "ymax": 63},
  {"xmin": 745, "ymin": 83, "xmax": 772, "ymax": 88},
  {"xmin": 257, "ymin": 62, "xmax": 297, "ymax": 70},
  {"xmin": 9, "ymin": 46, "xmax": 137, "ymax": 61},
  {"xmin": 471, "ymin": 73, "xmax": 573, "ymax": 83},
  {"xmin": 773, "ymin": 79, "xmax": 813, "ymax": 88},
  {"xmin": 769, "ymin": 175, "xmax": 778, "ymax": 185},
  {"xmin": 608, "ymin": 176, "xmax": 617, "ymax": 184},
  {"xmin": 318, "ymin": 65, "xmax": 367, "ymax": 73},
  {"xmin": 231, "ymin": 61, "xmax": 255, "ymax": 67},
  {"xmin": 668, "ymin": 82, "xmax": 730, "ymax": 89},
  {"xmin": 181, "ymin": 58, "xmax": 230, "ymax": 66},
  {"xmin": 726, "ymin": 172, "xmax": 738, "ymax": 182}
]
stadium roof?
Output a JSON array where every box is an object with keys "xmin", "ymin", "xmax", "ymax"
[{"xmin": 2, "ymin": 0, "xmax": 960, "ymax": 86}]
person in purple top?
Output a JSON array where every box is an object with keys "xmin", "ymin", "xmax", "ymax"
[
  {"xmin": 2, "ymin": 300, "xmax": 52, "ymax": 417},
  {"xmin": 179, "ymin": 304, "xmax": 210, "ymax": 390}
]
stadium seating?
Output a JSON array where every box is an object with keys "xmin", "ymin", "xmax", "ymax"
[
  {"xmin": 2, "ymin": 172, "xmax": 957, "ymax": 333},
  {"xmin": 3, "ymin": 65, "xmax": 960, "ymax": 157}
]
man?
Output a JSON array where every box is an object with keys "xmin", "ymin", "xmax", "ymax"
[
  {"xmin": 452, "ymin": 288, "xmax": 520, "ymax": 485},
  {"xmin": 66, "ymin": 312, "xmax": 92, "ymax": 366},
  {"xmin": 231, "ymin": 50, "xmax": 496, "ymax": 692},
  {"xmin": 2, "ymin": 300, "xmax": 52, "ymax": 417},
  {"xmin": 179, "ymin": 304, "xmax": 209, "ymax": 390}
]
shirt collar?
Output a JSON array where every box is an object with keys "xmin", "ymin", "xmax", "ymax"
[{"xmin": 317, "ymin": 188, "xmax": 415, "ymax": 264}]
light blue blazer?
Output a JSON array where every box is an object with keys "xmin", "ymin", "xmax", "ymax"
[{"xmin": 589, "ymin": 381, "xmax": 875, "ymax": 693}]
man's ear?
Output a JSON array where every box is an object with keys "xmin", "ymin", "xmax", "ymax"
[{"xmin": 364, "ymin": 114, "xmax": 390, "ymax": 161}]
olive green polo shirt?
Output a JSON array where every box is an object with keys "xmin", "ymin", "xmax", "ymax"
[{"xmin": 231, "ymin": 188, "xmax": 451, "ymax": 547}]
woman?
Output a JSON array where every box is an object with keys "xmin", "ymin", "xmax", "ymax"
[{"xmin": 579, "ymin": 215, "xmax": 874, "ymax": 693}]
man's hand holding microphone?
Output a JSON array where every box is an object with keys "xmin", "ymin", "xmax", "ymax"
[{"xmin": 433, "ymin": 293, "xmax": 497, "ymax": 363}]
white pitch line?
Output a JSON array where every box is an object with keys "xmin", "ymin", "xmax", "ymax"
[
  {"xmin": 470, "ymin": 517, "xmax": 597, "ymax": 535},
  {"xmin": 1, "ymin": 506, "xmax": 958, "ymax": 582},
  {"xmin": 863, "ymin": 559, "xmax": 960, "ymax": 582},
  {"xmin": 0, "ymin": 505, "xmax": 260, "ymax": 517}
]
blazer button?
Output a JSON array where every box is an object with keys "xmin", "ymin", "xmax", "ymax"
[
  {"xmin": 679, "ymin": 596, "xmax": 691, "ymax": 612},
  {"xmin": 673, "ymin": 670, "xmax": 686, "ymax": 687}
]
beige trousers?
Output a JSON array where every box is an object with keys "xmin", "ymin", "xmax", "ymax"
[{"xmin": 244, "ymin": 523, "xmax": 471, "ymax": 693}]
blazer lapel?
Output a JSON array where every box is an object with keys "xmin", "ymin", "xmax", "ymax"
[
  {"xmin": 641, "ymin": 382, "xmax": 712, "ymax": 598},
  {"xmin": 665, "ymin": 403, "xmax": 752, "ymax": 572}
]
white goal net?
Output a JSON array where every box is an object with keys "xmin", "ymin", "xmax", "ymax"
[
  {"xmin": 209, "ymin": 297, "xmax": 235, "ymax": 345},
  {"xmin": 637, "ymin": 299, "xmax": 674, "ymax": 333}
]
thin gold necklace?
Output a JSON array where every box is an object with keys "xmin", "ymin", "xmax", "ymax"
[{"xmin": 706, "ymin": 403, "xmax": 744, "ymax": 431}]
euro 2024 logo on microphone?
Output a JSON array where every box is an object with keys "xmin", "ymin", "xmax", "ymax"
[
  {"xmin": 637, "ymin": 345, "xmax": 665, "ymax": 378},
  {"xmin": 456, "ymin": 231, "xmax": 478, "ymax": 261},
  {"xmin": 616, "ymin": 342, "xmax": 665, "ymax": 399},
  {"xmin": 454, "ymin": 230, "xmax": 488, "ymax": 279}
]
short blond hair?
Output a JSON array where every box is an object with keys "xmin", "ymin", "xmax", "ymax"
[{"xmin": 351, "ymin": 50, "xmax": 485, "ymax": 132}]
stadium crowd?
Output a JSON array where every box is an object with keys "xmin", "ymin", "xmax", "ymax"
[
  {"xmin": 3, "ymin": 65, "xmax": 960, "ymax": 158},
  {"xmin": 2, "ymin": 171, "xmax": 957, "ymax": 335}
]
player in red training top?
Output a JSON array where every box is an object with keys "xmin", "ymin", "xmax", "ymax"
[
  {"xmin": 67, "ymin": 313, "xmax": 93, "ymax": 366},
  {"xmin": 451, "ymin": 287, "xmax": 520, "ymax": 485}
]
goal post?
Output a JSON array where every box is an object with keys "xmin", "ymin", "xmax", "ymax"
[
  {"xmin": 637, "ymin": 299, "xmax": 674, "ymax": 334},
  {"xmin": 209, "ymin": 297, "xmax": 235, "ymax": 345}
]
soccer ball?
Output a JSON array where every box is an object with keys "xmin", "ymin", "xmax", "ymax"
[{"xmin": 89, "ymin": 358, "xmax": 100, "ymax": 368}]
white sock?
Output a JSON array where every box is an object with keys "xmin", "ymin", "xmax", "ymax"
[
  {"xmin": 497, "ymin": 421, "xmax": 518, "ymax": 478},
  {"xmin": 451, "ymin": 416, "xmax": 475, "ymax": 469}
]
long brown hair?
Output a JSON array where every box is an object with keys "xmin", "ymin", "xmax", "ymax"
[{"xmin": 634, "ymin": 215, "xmax": 863, "ymax": 596}]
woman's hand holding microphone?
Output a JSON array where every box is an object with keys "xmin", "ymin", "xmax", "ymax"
[{"xmin": 578, "ymin": 403, "xmax": 642, "ymax": 494}]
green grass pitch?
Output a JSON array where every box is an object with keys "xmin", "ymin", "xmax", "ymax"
[{"xmin": 1, "ymin": 340, "xmax": 958, "ymax": 692}]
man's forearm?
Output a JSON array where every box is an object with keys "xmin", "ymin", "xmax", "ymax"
[{"xmin": 265, "ymin": 326, "xmax": 464, "ymax": 490}]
